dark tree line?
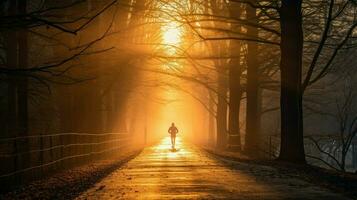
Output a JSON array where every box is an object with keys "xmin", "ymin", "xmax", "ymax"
[{"xmin": 0, "ymin": 0, "xmax": 154, "ymax": 187}]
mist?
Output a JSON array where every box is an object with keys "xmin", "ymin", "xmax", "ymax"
[{"xmin": 1, "ymin": 0, "xmax": 357, "ymax": 198}]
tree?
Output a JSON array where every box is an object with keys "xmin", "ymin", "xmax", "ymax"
[
  {"xmin": 227, "ymin": 1, "xmax": 243, "ymax": 151},
  {"xmin": 17, "ymin": 0, "xmax": 29, "ymax": 137},
  {"xmin": 278, "ymin": 0, "xmax": 305, "ymax": 163},
  {"xmin": 245, "ymin": 0, "xmax": 260, "ymax": 154},
  {"xmin": 207, "ymin": 0, "xmax": 229, "ymax": 149}
]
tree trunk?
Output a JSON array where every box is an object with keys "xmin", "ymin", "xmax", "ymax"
[
  {"xmin": 226, "ymin": 1, "xmax": 243, "ymax": 151},
  {"xmin": 17, "ymin": 0, "xmax": 28, "ymax": 136},
  {"xmin": 4, "ymin": 0, "xmax": 30, "ymax": 181},
  {"xmin": 228, "ymin": 41, "xmax": 241, "ymax": 151},
  {"xmin": 208, "ymin": 92, "xmax": 215, "ymax": 146},
  {"xmin": 278, "ymin": 0, "xmax": 306, "ymax": 163},
  {"xmin": 216, "ymin": 61, "xmax": 228, "ymax": 149},
  {"xmin": 5, "ymin": 0, "xmax": 18, "ymax": 137},
  {"xmin": 245, "ymin": 3, "xmax": 260, "ymax": 154},
  {"xmin": 17, "ymin": 0, "xmax": 30, "ymax": 175}
]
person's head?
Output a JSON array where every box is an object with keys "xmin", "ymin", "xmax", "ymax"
[{"xmin": 171, "ymin": 122, "xmax": 175, "ymax": 127}]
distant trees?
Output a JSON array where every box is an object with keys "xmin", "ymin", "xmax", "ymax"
[
  {"xmin": 305, "ymin": 74, "xmax": 357, "ymax": 171},
  {"xmin": 0, "ymin": 0, "xmax": 146, "ymax": 136}
]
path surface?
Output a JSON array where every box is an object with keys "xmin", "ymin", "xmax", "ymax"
[{"xmin": 75, "ymin": 137, "xmax": 350, "ymax": 200}]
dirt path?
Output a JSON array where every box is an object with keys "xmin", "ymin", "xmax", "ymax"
[{"xmin": 75, "ymin": 137, "xmax": 350, "ymax": 200}]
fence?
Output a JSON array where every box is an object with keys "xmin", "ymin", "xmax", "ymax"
[{"xmin": 0, "ymin": 132, "xmax": 131, "ymax": 189}]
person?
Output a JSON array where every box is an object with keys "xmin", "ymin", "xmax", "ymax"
[{"xmin": 168, "ymin": 122, "xmax": 178, "ymax": 149}]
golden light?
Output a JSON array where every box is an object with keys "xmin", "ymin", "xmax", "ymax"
[
  {"xmin": 150, "ymin": 2, "xmax": 193, "ymax": 143},
  {"xmin": 153, "ymin": 137, "xmax": 193, "ymax": 159},
  {"xmin": 161, "ymin": 21, "xmax": 183, "ymax": 55},
  {"xmin": 162, "ymin": 22, "xmax": 182, "ymax": 45}
]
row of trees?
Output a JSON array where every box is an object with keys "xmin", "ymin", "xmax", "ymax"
[
  {"xmin": 0, "ymin": 0, "xmax": 151, "ymax": 137},
  {"xmin": 0, "ymin": 0, "xmax": 156, "ymax": 184},
  {"xmin": 1, "ymin": 0, "xmax": 357, "ymax": 172},
  {"xmin": 149, "ymin": 0, "xmax": 357, "ymax": 167}
]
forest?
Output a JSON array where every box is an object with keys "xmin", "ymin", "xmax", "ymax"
[{"xmin": 0, "ymin": 0, "xmax": 357, "ymax": 198}]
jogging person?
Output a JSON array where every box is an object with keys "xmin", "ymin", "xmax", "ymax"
[{"xmin": 168, "ymin": 123, "xmax": 178, "ymax": 149}]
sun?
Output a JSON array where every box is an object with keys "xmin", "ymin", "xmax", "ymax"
[{"xmin": 162, "ymin": 22, "xmax": 182, "ymax": 46}]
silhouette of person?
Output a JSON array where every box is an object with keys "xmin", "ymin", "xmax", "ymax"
[{"xmin": 168, "ymin": 122, "xmax": 178, "ymax": 149}]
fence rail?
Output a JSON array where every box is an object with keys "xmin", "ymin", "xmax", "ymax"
[
  {"xmin": 0, "ymin": 132, "xmax": 132, "ymax": 188},
  {"xmin": 0, "ymin": 132, "xmax": 127, "ymax": 142}
]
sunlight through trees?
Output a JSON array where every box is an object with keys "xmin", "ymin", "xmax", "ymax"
[{"xmin": 1, "ymin": 0, "xmax": 357, "ymax": 193}]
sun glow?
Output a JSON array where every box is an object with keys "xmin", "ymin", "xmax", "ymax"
[
  {"xmin": 162, "ymin": 22, "xmax": 182, "ymax": 45},
  {"xmin": 161, "ymin": 21, "xmax": 183, "ymax": 55}
]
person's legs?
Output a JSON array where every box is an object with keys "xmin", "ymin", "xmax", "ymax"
[
  {"xmin": 171, "ymin": 136, "xmax": 174, "ymax": 148},
  {"xmin": 173, "ymin": 136, "xmax": 176, "ymax": 148}
]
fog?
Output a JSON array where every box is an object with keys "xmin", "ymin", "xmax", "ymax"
[{"xmin": 1, "ymin": 1, "xmax": 357, "ymax": 188}]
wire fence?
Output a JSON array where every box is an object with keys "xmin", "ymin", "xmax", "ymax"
[{"xmin": 0, "ymin": 132, "xmax": 132, "ymax": 188}]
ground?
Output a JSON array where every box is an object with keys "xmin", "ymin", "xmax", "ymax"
[{"xmin": 74, "ymin": 137, "xmax": 351, "ymax": 200}]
